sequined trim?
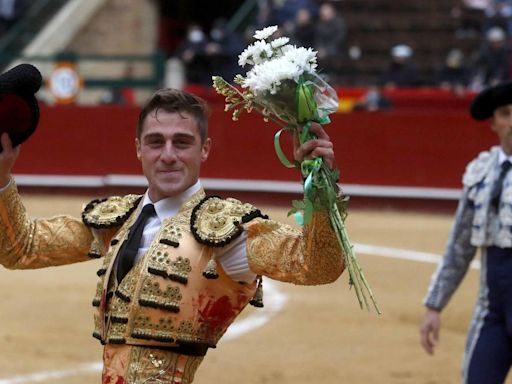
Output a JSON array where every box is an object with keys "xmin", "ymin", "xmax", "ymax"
[
  {"xmin": 92, "ymin": 281, "xmax": 103, "ymax": 307},
  {"xmin": 160, "ymin": 221, "xmax": 183, "ymax": 247},
  {"xmin": 82, "ymin": 195, "xmax": 142, "ymax": 229},
  {"xmin": 176, "ymin": 320, "xmax": 213, "ymax": 346},
  {"xmin": 88, "ymin": 239, "xmax": 102, "ymax": 258},
  {"xmin": 0, "ymin": 180, "xmax": 93, "ymax": 269},
  {"xmin": 93, "ymin": 313, "xmax": 102, "ymax": 338},
  {"xmin": 246, "ymin": 213, "xmax": 344, "ymax": 285},
  {"xmin": 138, "ymin": 277, "xmax": 182, "ymax": 313},
  {"xmin": 190, "ymin": 195, "xmax": 267, "ymax": 247},
  {"xmin": 116, "ymin": 268, "xmax": 139, "ymax": 303},
  {"xmin": 147, "ymin": 247, "xmax": 191, "ymax": 284},
  {"xmin": 131, "ymin": 315, "xmax": 176, "ymax": 343},
  {"xmin": 123, "ymin": 345, "xmax": 203, "ymax": 384}
]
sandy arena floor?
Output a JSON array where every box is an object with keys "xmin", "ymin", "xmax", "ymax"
[{"xmin": 0, "ymin": 193, "xmax": 502, "ymax": 383}]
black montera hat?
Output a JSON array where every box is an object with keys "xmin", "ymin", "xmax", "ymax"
[
  {"xmin": 0, "ymin": 63, "xmax": 42, "ymax": 151},
  {"xmin": 470, "ymin": 81, "xmax": 512, "ymax": 120}
]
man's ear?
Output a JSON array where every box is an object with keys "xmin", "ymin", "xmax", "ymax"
[
  {"xmin": 201, "ymin": 138, "xmax": 211, "ymax": 162},
  {"xmin": 135, "ymin": 138, "xmax": 141, "ymax": 160}
]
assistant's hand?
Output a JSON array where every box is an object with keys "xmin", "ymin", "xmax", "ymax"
[
  {"xmin": 293, "ymin": 122, "xmax": 335, "ymax": 169},
  {"xmin": 0, "ymin": 133, "xmax": 20, "ymax": 188},
  {"xmin": 420, "ymin": 308, "xmax": 441, "ymax": 355}
]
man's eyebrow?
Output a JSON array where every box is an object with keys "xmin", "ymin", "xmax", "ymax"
[
  {"xmin": 142, "ymin": 132, "xmax": 164, "ymax": 141},
  {"xmin": 173, "ymin": 132, "xmax": 196, "ymax": 141},
  {"xmin": 142, "ymin": 132, "xmax": 196, "ymax": 141}
]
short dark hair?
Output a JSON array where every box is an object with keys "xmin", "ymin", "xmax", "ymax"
[{"xmin": 137, "ymin": 88, "xmax": 209, "ymax": 142}]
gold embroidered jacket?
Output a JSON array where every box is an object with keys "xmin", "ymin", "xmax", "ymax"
[{"xmin": 0, "ymin": 181, "xmax": 344, "ymax": 351}]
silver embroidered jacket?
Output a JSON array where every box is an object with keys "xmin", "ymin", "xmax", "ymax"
[{"xmin": 424, "ymin": 146, "xmax": 512, "ymax": 310}]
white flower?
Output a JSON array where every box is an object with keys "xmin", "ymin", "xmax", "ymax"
[
  {"xmin": 250, "ymin": 40, "xmax": 274, "ymax": 65},
  {"xmin": 238, "ymin": 47, "xmax": 254, "ymax": 67},
  {"xmin": 238, "ymin": 40, "xmax": 274, "ymax": 67},
  {"xmin": 242, "ymin": 56, "xmax": 304, "ymax": 95},
  {"xmin": 254, "ymin": 26, "xmax": 278, "ymax": 40},
  {"xmin": 270, "ymin": 37, "xmax": 290, "ymax": 50},
  {"xmin": 282, "ymin": 46, "xmax": 318, "ymax": 71}
]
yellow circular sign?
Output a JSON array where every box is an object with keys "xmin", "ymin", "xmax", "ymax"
[{"xmin": 48, "ymin": 63, "xmax": 82, "ymax": 104}]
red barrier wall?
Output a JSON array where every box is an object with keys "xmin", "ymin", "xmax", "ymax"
[{"xmin": 12, "ymin": 100, "xmax": 496, "ymax": 190}]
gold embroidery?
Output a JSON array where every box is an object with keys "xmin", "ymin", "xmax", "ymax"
[
  {"xmin": 180, "ymin": 189, "xmax": 206, "ymax": 213},
  {"xmin": 110, "ymin": 296, "xmax": 130, "ymax": 323},
  {"xmin": 82, "ymin": 195, "xmax": 141, "ymax": 229},
  {"xmin": 92, "ymin": 281, "xmax": 103, "ymax": 307},
  {"xmin": 125, "ymin": 346, "xmax": 203, "ymax": 384},
  {"xmin": 0, "ymin": 180, "xmax": 92, "ymax": 269},
  {"xmin": 131, "ymin": 315, "xmax": 176, "ymax": 342},
  {"xmin": 176, "ymin": 320, "xmax": 210, "ymax": 344},
  {"xmin": 246, "ymin": 213, "xmax": 344, "ymax": 285},
  {"xmin": 139, "ymin": 277, "xmax": 181, "ymax": 312},
  {"xmin": 116, "ymin": 269, "xmax": 139, "ymax": 302},
  {"xmin": 191, "ymin": 196, "xmax": 260, "ymax": 246},
  {"xmin": 160, "ymin": 222, "xmax": 183, "ymax": 246},
  {"xmin": 88, "ymin": 238, "xmax": 102, "ymax": 258},
  {"xmin": 93, "ymin": 313, "xmax": 102, "ymax": 341},
  {"xmin": 148, "ymin": 246, "xmax": 191, "ymax": 284},
  {"xmin": 108, "ymin": 321, "xmax": 128, "ymax": 344},
  {"xmin": 92, "ymin": 188, "xmax": 263, "ymax": 353}
]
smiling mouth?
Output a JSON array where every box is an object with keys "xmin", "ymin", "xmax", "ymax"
[{"xmin": 157, "ymin": 169, "xmax": 182, "ymax": 178}]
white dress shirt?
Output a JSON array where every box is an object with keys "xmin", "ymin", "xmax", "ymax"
[{"xmin": 498, "ymin": 147, "xmax": 512, "ymax": 166}]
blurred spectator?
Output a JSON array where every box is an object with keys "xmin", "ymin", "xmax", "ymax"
[
  {"xmin": 174, "ymin": 24, "xmax": 210, "ymax": 85},
  {"xmin": 289, "ymin": 8, "xmax": 315, "ymax": 47},
  {"xmin": 483, "ymin": 0, "xmax": 512, "ymax": 35},
  {"xmin": 253, "ymin": 0, "xmax": 279, "ymax": 31},
  {"xmin": 452, "ymin": 0, "xmax": 489, "ymax": 38},
  {"xmin": 436, "ymin": 49, "xmax": 470, "ymax": 95},
  {"xmin": 353, "ymin": 86, "xmax": 392, "ymax": 112},
  {"xmin": 315, "ymin": 3, "xmax": 346, "ymax": 60},
  {"xmin": 381, "ymin": 44, "xmax": 420, "ymax": 88},
  {"xmin": 0, "ymin": 0, "xmax": 27, "ymax": 35},
  {"xmin": 469, "ymin": 26, "xmax": 509, "ymax": 89},
  {"xmin": 205, "ymin": 19, "xmax": 244, "ymax": 81},
  {"xmin": 313, "ymin": 3, "xmax": 346, "ymax": 84},
  {"xmin": 275, "ymin": 0, "xmax": 319, "ymax": 25}
]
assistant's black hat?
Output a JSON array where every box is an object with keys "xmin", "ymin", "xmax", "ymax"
[
  {"xmin": 0, "ymin": 63, "xmax": 42, "ymax": 151},
  {"xmin": 470, "ymin": 81, "xmax": 512, "ymax": 120}
]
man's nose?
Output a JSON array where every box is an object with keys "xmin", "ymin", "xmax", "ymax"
[{"xmin": 160, "ymin": 142, "xmax": 177, "ymax": 162}]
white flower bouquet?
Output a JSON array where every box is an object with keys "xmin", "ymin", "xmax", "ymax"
[{"xmin": 212, "ymin": 26, "xmax": 379, "ymax": 313}]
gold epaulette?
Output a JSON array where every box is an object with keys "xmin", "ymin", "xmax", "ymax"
[
  {"xmin": 190, "ymin": 196, "xmax": 267, "ymax": 247},
  {"xmin": 82, "ymin": 195, "xmax": 142, "ymax": 229}
]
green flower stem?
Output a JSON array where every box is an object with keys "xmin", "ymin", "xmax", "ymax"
[
  {"xmin": 328, "ymin": 184, "xmax": 381, "ymax": 314},
  {"xmin": 308, "ymin": 146, "xmax": 381, "ymax": 313}
]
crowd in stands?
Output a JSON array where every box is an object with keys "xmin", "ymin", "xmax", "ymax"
[
  {"xmin": 173, "ymin": 0, "xmax": 344, "ymax": 87},
  {"xmin": 171, "ymin": 0, "xmax": 512, "ymax": 101},
  {"xmin": 174, "ymin": 19, "xmax": 245, "ymax": 86}
]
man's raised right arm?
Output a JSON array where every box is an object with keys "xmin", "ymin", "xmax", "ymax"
[{"xmin": 0, "ymin": 133, "xmax": 93, "ymax": 269}]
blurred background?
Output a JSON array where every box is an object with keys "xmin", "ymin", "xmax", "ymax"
[
  {"xmin": 4, "ymin": 0, "xmax": 511, "ymax": 104},
  {"xmin": 4, "ymin": 0, "xmax": 507, "ymax": 204}
]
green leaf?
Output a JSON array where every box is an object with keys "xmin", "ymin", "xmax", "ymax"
[{"xmin": 296, "ymin": 78, "xmax": 317, "ymax": 124}]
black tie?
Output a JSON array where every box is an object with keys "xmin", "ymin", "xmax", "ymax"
[
  {"xmin": 117, "ymin": 204, "xmax": 155, "ymax": 283},
  {"xmin": 491, "ymin": 160, "xmax": 512, "ymax": 209}
]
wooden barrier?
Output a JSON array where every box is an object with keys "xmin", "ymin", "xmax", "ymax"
[{"xmin": 12, "ymin": 98, "xmax": 495, "ymax": 193}]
